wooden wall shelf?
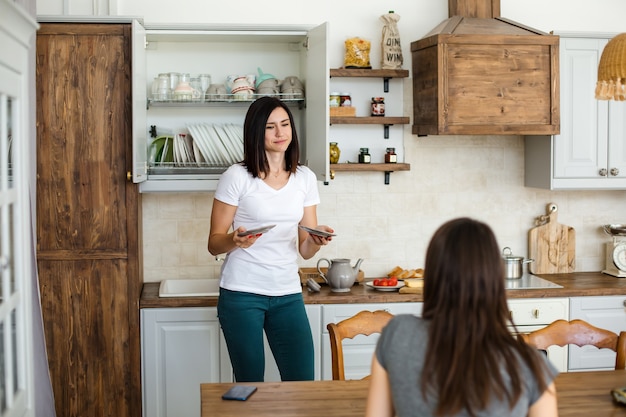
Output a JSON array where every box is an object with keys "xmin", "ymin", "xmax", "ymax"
[
  {"xmin": 331, "ymin": 163, "xmax": 410, "ymax": 184},
  {"xmin": 331, "ymin": 163, "xmax": 410, "ymax": 172},
  {"xmin": 330, "ymin": 116, "xmax": 409, "ymax": 125},
  {"xmin": 330, "ymin": 69, "xmax": 409, "ymax": 78}
]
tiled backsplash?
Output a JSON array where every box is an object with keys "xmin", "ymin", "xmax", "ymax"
[{"xmin": 142, "ymin": 134, "xmax": 626, "ymax": 282}]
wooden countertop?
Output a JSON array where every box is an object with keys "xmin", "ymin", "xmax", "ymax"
[{"xmin": 140, "ymin": 272, "xmax": 626, "ymax": 308}]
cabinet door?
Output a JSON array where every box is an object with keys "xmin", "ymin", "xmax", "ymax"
[
  {"xmin": 303, "ymin": 22, "xmax": 330, "ymax": 183},
  {"xmin": 607, "ymin": 100, "xmax": 626, "ymax": 179},
  {"xmin": 320, "ymin": 303, "xmax": 422, "ymax": 380},
  {"xmin": 554, "ymin": 37, "xmax": 608, "ymax": 180},
  {"xmin": 569, "ymin": 296, "xmax": 626, "ymax": 371},
  {"xmin": 142, "ymin": 308, "xmax": 223, "ymax": 417},
  {"xmin": 132, "ymin": 19, "xmax": 148, "ymax": 184}
]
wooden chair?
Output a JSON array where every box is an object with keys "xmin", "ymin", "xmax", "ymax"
[
  {"xmin": 327, "ymin": 309, "xmax": 394, "ymax": 380},
  {"xmin": 517, "ymin": 319, "xmax": 626, "ymax": 370}
]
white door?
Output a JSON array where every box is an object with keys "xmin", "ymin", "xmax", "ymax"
[{"xmin": 0, "ymin": 2, "xmax": 39, "ymax": 416}]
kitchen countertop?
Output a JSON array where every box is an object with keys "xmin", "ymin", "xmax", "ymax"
[{"xmin": 140, "ymin": 272, "xmax": 626, "ymax": 308}]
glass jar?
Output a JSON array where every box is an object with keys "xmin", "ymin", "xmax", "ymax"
[
  {"xmin": 340, "ymin": 93, "xmax": 352, "ymax": 107},
  {"xmin": 358, "ymin": 148, "xmax": 371, "ymax": 164},
  {"xmin": 385, "ymin": 147, "xmax": 397, "ymax": 163},
  {"xmin": 329, "ymin": 142, "xmax": 341, "ymax": 164},
  {"xmin": 371, "ymin": 97, "xmax": 385, "ymax": 116},
  {"xmin": 329, "ymin": 92, "xmax": 341, "ymax": 107}
]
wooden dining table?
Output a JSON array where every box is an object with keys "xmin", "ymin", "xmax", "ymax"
[{"xmin": 200, "ymin": 370, "xmax": 626, "ymax": 417}]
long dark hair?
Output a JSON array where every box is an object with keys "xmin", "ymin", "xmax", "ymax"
[
  {"xmin": 421, "ymin": 217, "xmax": 550, "ymax": 416},
  {"xmin": 242, "ymin": 96, "xmax": 300, "ymax": 178}
]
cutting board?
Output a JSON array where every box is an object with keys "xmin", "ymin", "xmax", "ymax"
[{"xmin": 528, "ymin": 203, "xmax": 576, "ymax": 274}]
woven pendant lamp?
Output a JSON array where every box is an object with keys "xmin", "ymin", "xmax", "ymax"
[{"xmin": 595, "ymin": 33, "xmax": 626, "ymax": 100}]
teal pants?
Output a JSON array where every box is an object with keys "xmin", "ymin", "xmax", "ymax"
[{"xmin": 217, "ymin": 288, "xmax": 314, "ymax": 382}]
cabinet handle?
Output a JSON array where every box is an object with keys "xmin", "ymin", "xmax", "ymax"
[
  {"xmin": 610, "ymin": 167, "xmax": 620, "ymax": 176},
  {"xmin": 599, "ymin": 168, "xmax": 608, "ymax": 177},
  {"xmin": 532, "ymin": 309, "xmax": 539, "ymax": 319},
  {"xmin": 127, "ymin": 171, "xmax": 132, "ymax": 181},
  {"xmin": 623, "ymin": 299, "xmax": 626, "ymax": 308}
]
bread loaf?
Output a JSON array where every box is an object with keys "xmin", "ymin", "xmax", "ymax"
[{"xmin": 388, "ymin": 267, "xmax": 424, "ymax": 278}]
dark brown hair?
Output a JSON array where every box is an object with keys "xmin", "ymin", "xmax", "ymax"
[
  {"xmin": 242, "ymin": 96, "xmax": 300, "ymax": 178},
  {"xmin": 421, "ymin": 217, "xmax": 550, "ymax": 417}
]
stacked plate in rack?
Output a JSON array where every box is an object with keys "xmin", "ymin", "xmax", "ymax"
[{"xmin": 186, "ymin": 123, "xmax": 244, "ymax": 167}]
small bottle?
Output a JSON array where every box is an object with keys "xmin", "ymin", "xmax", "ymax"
[
  {"xmin": 329, "ymin": 92, "xmax": 341, "ymax": 107},
  {"xmin": 371, "ymin": 97, "xmax": 385, "ymax": 116},
  {"xmin": 340, "ymin": 93, "xmax": 352, "ymax": 107},
  {"xmin": 385, "ymin": 147, "xmax": 397, "ymax": 163},
  {"xmin": 358, "ymin": 148, "xmax": 371, "ymax": 164}
]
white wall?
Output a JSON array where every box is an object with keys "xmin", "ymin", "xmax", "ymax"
[{"xmin": 36, "ymin": 0, "xmax": 626, "ymax": 280}]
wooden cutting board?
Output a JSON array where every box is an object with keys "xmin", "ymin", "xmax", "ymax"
[{"xmin": 528, "ymin": 203, "xmax": 576, "ymax": 274}]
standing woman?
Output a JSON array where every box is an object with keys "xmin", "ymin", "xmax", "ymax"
[
  {"xmin": 366, "ymin": 218, "xmax": 558, "ymax": 417},
  {"xmin": 208, "ymin": 96, "xmax": 333, "ymax": 382}
]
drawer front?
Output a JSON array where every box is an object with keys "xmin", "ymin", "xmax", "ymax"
[{"xmin": 508, "ymin": 298, "xmax": 569, "ymax": 326}]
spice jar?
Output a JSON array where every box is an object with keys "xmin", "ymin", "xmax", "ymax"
[
  {"xmin": 385, "ymin": 147, "xmax": 397, "ymax": 163},
  {"xmin": 371, "ymin": 97, "xmax": 385, "ymax": 116},
  {"xmin": 358, "ymin": 148, "xmax": 371, "ymax": 164},
  {"xmin": 340, "ymin": 93, "xmax": 352, "ymax": 107},
  {"xmin": 329, "ymin": 142, "xmax": 341, "ymax": 164},
  {"xmin": 329, "ymin": 92, "xmax": 341, "ymax": 107}
]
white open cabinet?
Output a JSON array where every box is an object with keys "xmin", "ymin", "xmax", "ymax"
[{"xmin": 131, "ymin": 21, "xmax": 330, "ymax": 192}]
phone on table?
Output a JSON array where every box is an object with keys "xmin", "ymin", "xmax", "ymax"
[{"xmin": 222, "ymin": 385, "xmax": 257, "ymax": 401}]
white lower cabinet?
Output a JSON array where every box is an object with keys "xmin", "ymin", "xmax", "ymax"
[
  {"xmin": 569, "ymin": 296, "xmax": 626, "ymax": 371},
  {"xmin": 320, "ymin": 303, "xmax": 423, "ymax": 380},
  {"xmin": 141, "ymin": 305, "xmax": 322, "ymax": 417},
  {"xmin": 507, "ymin": 298, "xmax": 569, "ymax": 372}
]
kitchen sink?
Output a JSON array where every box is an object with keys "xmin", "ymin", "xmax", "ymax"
[{"xmin": 158, "ymin": 279, "xmax": 220, "ymax": 297}]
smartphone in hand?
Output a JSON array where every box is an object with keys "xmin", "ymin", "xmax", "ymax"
[{"xmin": 222, "ymin": 385, "xmax": 257, "ymax": 401}]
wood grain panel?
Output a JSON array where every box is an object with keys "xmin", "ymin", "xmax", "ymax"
[{"xmin": 36, "ymin": 23, "xmax": 141, "ymax": 417}]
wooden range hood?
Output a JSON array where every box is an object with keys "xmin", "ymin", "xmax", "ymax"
[{"xmin": 411, "ymin": 0, "xmax": 559, "ymax": 136}]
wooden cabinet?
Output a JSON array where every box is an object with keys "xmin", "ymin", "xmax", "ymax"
[
  {"xmin": 320, "ymin": 303, "xmax": 422, "ymax": 380},
  {"xmin": 141, "ymin": 305, "xmax": 322, "ymax": 417},
  {"xmin": 569, "ymin": 296, "xmax": 626, "ymax": 371},
  {"xmin": 525, "ymin": 34, "xmax": 626, "ymax": 190},
  {"xmin": 36, "ymin": 22, "xmax": 141, "ymax": 417},
  {"xmin": 328, "ymin": 69, "xmax": 410, "ymax": 184},
  {"xmin": 410, "ymin": 16, "xmax": 560, "ymax": 136},
  {"xmin": 132, "ymin": 22, "xmax": 329, "ymax": 191}
]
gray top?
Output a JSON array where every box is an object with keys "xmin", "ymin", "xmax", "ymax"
[{"xmin": 375, "ymin": 315, "xmax": 558, "ymax": 417}]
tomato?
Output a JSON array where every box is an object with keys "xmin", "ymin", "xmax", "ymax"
[
  {"xmin": 379, "ymin": 280, "xmax": 389, "ymax": 286},
  {"xmin": 373, "ymin": 279, "xmax": 381, "ymax": 286},
  {"xmin": 388, "ymin": 277, "xmax": 398, "ymax": 286}
]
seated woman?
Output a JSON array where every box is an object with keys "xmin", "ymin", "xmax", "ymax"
[{"xmin": 366, "ymin": 217, "xmax": 558, "ymax": 417}]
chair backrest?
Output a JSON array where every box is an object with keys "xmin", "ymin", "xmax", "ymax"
[
  {"xmin": 326, "ymin": 309, "xmax": 394, "ymax": 380},
  {"xmin": 517, "ymin": 319, "xmax": 626, "ymax": 370}
]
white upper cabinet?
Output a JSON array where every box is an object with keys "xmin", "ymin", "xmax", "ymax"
[
  {"xmin": 131, "ymin": 21, "xmax": 329, "ymax": 192},
  {"xmin": 525, "ymin": 34, "xmax": 626, "ymax": 190}
]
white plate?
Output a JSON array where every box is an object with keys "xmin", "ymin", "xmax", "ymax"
[
  {"xmin": 237, "ymin": 224, "xmax": 276, "ymax": 237},
  {"xmin": 365, "ymin": 281, "xmax": 405, "ymax": 291},
  {"xmin": 187, "ymin": 125, "xmax": 213, "ymax": 163},
  {"xmin": 203, "ymin": 123, "xmax": 230, "ymax": 165},
  {"xmin": 224, "ymin": 123, "xmax": 244, "ymax": 160},
  {"xmin": 214, "ymin": 124, "xmax": 238, "ymax": 164},
  {"xmin": 298, "ymin": 225, "xmax": 336, "ymax": 238}
]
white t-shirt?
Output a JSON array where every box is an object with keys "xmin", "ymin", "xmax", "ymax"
[{"xmin": 214, "ymin": 163, "xmax": 320, "ymax": 296}]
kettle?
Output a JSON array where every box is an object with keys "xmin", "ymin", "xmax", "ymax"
[{"xmin": 316, "ymin": 258, "xmax": 364, "ymax": 292}]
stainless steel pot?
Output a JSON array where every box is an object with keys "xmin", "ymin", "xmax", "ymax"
[{"xmin": 502, "ymin": 247, "xmax": 534, "ymax": 279}]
